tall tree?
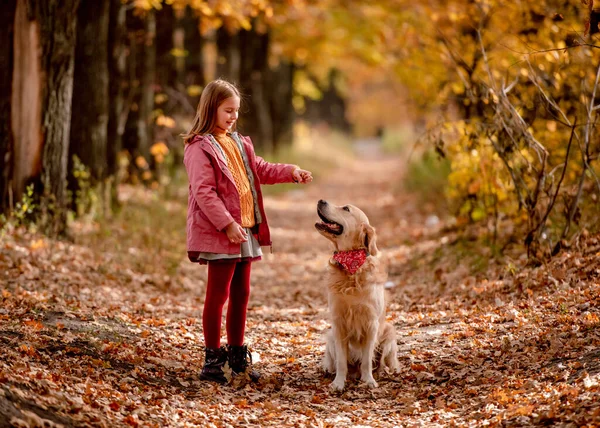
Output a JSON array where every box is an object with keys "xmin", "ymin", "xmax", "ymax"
[
  {"xmin": 216, "ymin": 25, "xmax": 240, "ymax": 82},
  {"xmin": 238, "ymin": 27, "xmax": 272, "ymax": 153},
  {"xmin": 69, "ymin": 0, "xmax": 110, "ymax": 211},
  {"xmin": 139, "ymin": 9, "xmax": 156, "ymax": 162},
  {"xmin": 123, "ymin": 8, "xmax": 156, "ymax": 182},
  {"xmin": 183, "ymin": 6, "xmax": 205, "ymax": 88},
  {"xmin": 38, "ymin": 0, "xmax": 80, "ymax": 234},
  {"xmin": 107, "ymin": 0, "xmax": 127, "ymax": 208},
  {"xmin": 0, "ymin": 0, "xmax": 17, "ymax": 214},
  {"xmin": 269, "ymin": 60, "xmax": 296, "ymax": 152},
  {"xmin": 9, "ymin": 0, "xmax": 80, "ymax": 234}
]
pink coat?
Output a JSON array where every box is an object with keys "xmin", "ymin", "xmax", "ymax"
[{"xmin": 184, "ymin": 134, "xmax": 296, "ymax": 254}]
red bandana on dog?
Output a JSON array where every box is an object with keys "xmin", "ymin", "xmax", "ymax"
[{"xmin": 332, "ymin": 249, "xmax": 368, "ymax": 274}]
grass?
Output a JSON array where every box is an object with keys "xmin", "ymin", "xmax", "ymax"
[
  {"xmin": 404, "ymin": 149, "xmax": 451, "ymax": 212},
  {"xmin": 72, "ymin": 182, "xmax": 188, "ymax": 279},
  {"xmin": 261, "ymin": 124, "xmax": 355, "ymax": 195},
  {"xmin": 380, "ymin": 126, "xmax": 414, "ymax": 153}
]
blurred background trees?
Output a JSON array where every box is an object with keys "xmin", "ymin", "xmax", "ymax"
[{"xmin": 1, "ymin": 0, "xmax": 599, "ymax": 258}]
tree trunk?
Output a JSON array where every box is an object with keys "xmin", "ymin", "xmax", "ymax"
[
  {"xmin": 123, "ymin": 8, "xmax": 155, "ymax": 183},
  {"xmin": 0, "ymin": 0, "xmax": 17, "ymax": 213},
  {"xmin": 173, "ymin": 7, "xmax": 186, "ymax": 90},
  {"xmin": 303, "ymin": 69, "xmax": 351, "ymax": 134},
  {"xmin": 138, "ymin": 9, "xmax": 156, "ymax": 162},
  {"xmin": 69, "ymin": 0, "xmax": 110, "ymax": 214},
  {"xmin": 216, "ymin": 25, "xmax": 240, "ymax": 82},
  {"xmin": 106, "ymin": 0, "xmax": 127, "ymax": 208},
  {"xmin": 183, "ymin": 6, "xmax": 204, "ymax": 87},
  {"xmin": 269, "ymin": 60, "xmax": 295, "ymax": 152},
  {"xmin": 11, "ymin": 0, "xmax": 43, "ymax": 208},
  {"xmin": 36, "ymin": 0, "xmax": 80, "ymax": 235},
  {"xmin": 238, "ymin": 28, "xmax": 272, "ymax": 154},
  {"xmin": 156, "ymin": 4, "xmax": 176, "ymax": 90}
]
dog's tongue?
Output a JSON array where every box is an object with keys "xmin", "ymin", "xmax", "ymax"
[{"xmin": 321, "ymin": 221, "xmax": 341, "ymax": 232}]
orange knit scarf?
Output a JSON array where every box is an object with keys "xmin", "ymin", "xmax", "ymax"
[{"xmin": 214, "ymin": 134, "xmax": 255, "ymax": 228}]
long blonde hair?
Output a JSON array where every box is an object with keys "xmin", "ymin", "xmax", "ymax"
[{"xmin": 182, "ymin": 79, "xmax": 241, "ymax": 144}]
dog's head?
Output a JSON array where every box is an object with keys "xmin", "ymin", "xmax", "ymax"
[{"xmin": 315, "ymin": 200, "xmax": 378, "ymax": 255}]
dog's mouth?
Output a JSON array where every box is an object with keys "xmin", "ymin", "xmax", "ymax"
[{"xmin": 315, "ymin": 209, "xmax": 343, "ymax": 235}]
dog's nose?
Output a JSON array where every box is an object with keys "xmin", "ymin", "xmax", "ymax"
[{"xmin": 318, "ymin": 199, "xmax": 327, "ymax": 206}]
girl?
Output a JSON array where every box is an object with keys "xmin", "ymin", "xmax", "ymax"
[{"xmin": 182, "ymin": 79, "xmax": 312, "ymax": 383}]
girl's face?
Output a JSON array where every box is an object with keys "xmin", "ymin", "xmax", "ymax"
[{"xmin": 214, "ymin": 95, "xmax": 240, "ymax": 134}]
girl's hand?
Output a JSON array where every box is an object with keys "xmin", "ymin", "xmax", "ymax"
[
  {"xmin": 293, "ymin": 168, "xmax": 313, "ymax": 184},
  {"xmin": 225, "ymin": 222, "xmax": 248, "ymax": 244}
]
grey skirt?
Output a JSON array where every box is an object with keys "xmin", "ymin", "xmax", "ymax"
[{"xmin": 189, "ymin": 227, "xmax": 263, "ymax": 264}]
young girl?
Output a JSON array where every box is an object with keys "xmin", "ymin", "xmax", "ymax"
[{"xmin": 183, "ymin": 79, "xmax": 312, "ymax": 383}]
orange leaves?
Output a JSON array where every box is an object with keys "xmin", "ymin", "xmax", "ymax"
[
  {"xmin": 23, "ymin": 320, "xmax": 44, "ymax": 330},
  {"xmin": 410, "ymin": 363, "xmax": 428, "ymax": 372},
  {"xmin": 144, "ymin": 318, "xmax": 166, "ymax": 327},
  {"xmin": 18, "ymin": 344, "xmax": 37, "ymax": 357},
  {"xmin": 123, "ymin": 415, "xmax": 139, "ymax": 427}
]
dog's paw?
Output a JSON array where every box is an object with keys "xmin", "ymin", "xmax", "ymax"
[
  {"xmin": 330, "ymin": 378, "xmax": 346, "ymax": 392},
  {"xmin": 322, "ymin": 360, "xmax": 335, "ymax": 374},
  {"xmin": 361, "ymin": 377, "xmax": 378, "ymax": 388}
]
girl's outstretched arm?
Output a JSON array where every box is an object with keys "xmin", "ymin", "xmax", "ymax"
[{"xmin": 184, "ymin": 141, "xmax": 235, "ymax": 231}]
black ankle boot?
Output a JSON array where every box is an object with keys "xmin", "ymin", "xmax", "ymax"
[
  {"xmin": 227, "ymin": 344, "xmax": 260, "ymax": 382},
  {"xmin": 200, "ymin": 346, "xmax": 228, "ymax": 384}
]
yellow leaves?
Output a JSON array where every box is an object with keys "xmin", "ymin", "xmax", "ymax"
[
  {"xmin": 134, "ymin": 0, "xmax": 162, "ymax": 11},
  {"xmin": 150, "ymin": 142, "xmax": 169, "ymax": 164},
  {"xmin": 169, "ymin": 47, "xmax": 188, "ymax": 59},
  {"xmin": 294, "ymin": 70, "xmax": 321, "ymax": 100},
  {"xmin": 30, "ymin": 239, "xmax": 46, "ymax": 250},
  {"xmin": 186, "ymin": 85, "xmax": 203, "ymax": 97},
  {"xmin": 239, "ymin": 17, "xmax": 252, "ymax": 31},
  {"xmin": 135, "ymin": 156, "xmax": 148, "ymax": 170},
  {"xmin": 451, "ymin": 82, "xmax": 465, "ymax": 95},
  {"xmin": 155, "ymin": 115, "xmax": 175, "ymax": 128}
]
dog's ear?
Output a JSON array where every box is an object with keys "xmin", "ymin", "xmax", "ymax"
[{"xmin": 361, "ymin": 223, "xmax": 378, "ymax": 256}]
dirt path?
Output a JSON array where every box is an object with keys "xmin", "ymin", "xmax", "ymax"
[{"xmin": 1, "ymin": 140, "xmax": 599, "ymax": 427}]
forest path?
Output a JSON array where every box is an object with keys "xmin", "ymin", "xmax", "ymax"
[{"xmin": 1, "ymin": 139, "xmax": 598, "ymax": 427}]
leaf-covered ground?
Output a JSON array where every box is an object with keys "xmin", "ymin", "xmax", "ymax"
[{"xmin": 1, "ymin": 141, "xmax": 599, "ymax": 427}]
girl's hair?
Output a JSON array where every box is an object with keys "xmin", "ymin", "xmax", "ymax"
[{"xmin": 182, "ymin": 79, "xmax": 241, "ymax": 144}]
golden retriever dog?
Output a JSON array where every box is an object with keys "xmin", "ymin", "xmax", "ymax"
[{"xmin": 315, "ymin": 199, "xmax": 399, "ymax": 391}]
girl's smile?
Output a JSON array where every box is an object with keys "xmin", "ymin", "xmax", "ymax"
[{"xmin": 214, "ymin": 95, "xmax": 240, "ymax": 135}]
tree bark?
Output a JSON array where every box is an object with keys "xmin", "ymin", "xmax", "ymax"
[
  {"xmin": 11, "ymin": 0, "xmax": 43, "ymax": 208},
  {"xmin": 183, "ymin": 6, "xmax": 204, "ymax": 87},
  {"xmin": 303, "ymin": 69, "xmax": 351, "ymax": 134},
  {"xmin": 35, "ymin": 0, "xmax": 80, "ymax": 235},
  {"xmin": 69, "ymin": 0, "xmax": 110, "ymax": 186},
  {"xmin": 0, "ymin": 0, "xmax": 17, "ymax": 213},
  {"xmin": 269, "ymin": 60, "xmax": 296, "ymax": 152},
  {"xmin": 238, "ymin": 28, "xmax": 272, "ymax": 154},
  {"xmin": 216, "ymin": 25, "xmax": 240, "ymax": 82},
  {"xmin": 123, "ymin": 8, "xmax": 155, "ymax": 182},
  {"xmin": 106, "ymin": 0, "xmax": 127, "ymax": 207},
  {"xmin": 138, "ymin": 9, "xmax": 156, "ymax": 162},
  {"xmin": 156, "ymin": 4, "xmax": 176, "ymax": 89}
]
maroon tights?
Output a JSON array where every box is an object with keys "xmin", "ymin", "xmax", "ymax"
[{"xmin": 202, "ymin": 260, "xmax": 252, "ymax": 349}]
